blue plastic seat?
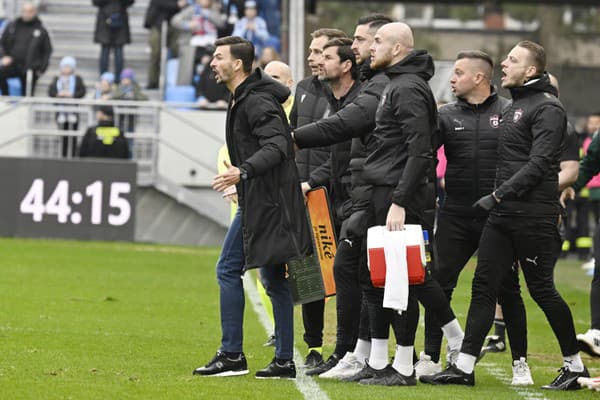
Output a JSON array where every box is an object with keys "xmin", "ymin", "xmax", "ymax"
[
  {"xmin": 7, "ymin": 77, "xmax": 22, "ymax": 96},
  {"xmin": 166, "ymin": 58, "xmax": 179, "ymax": 87},
  {"xmin": 165, "ymin": 85, "xmax": 196, "ymax": 103}
]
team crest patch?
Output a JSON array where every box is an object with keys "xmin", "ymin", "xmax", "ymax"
[
  {"xmin": 513, "ymin": 109, "xmax": 523, "ymax": 122},
  {"xmin": 490, "ymin": 114, "xmax": 500, "ymax": 128}
]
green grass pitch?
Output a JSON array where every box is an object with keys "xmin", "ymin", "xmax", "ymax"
[{"xmin": 0, "ymin": 238, "xmax": 597, "ymax": 399}]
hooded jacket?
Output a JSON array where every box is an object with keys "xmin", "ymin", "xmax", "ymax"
[
  {"xmin": 226, "ymin": 68, "xmax": 312, "ymax": 267},
  {"xmin": 362, "ymin": 50, "xmax": 438, "ymax": 216},
  {"xmin": 0, "ymin": 16, "xmax": 52, "ymax": 73},
  {"xmin": 436, "ymin": 88, "xmax": 510, "ymax": 217},
  {"xmin": 492, "ymin": 74, "xmax": 565, "ymax": 216},
  {"xmin": 289, "ymin": 75, "xmax": 331, "ymax": 181}
]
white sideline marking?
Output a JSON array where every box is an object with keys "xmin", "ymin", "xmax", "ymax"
[
  {"xmin": 243, "ymin": 273, "xmax": 331, "ymax": 400},
  {"xmin": 479, "ymin": 362, "xmax": 549, "ymax": 400}
]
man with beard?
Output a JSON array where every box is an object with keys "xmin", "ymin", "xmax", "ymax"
[
  {"xmin": 346, "ymin": 22, "xmax": 463, "ymax": 386},
  {"xmin": 292, "ymin": 14, "xmax": 393, "ymax": 379},
  {"xmin": 193, "ymin": 36, "xmax": 311, "ymax": 379},
  {"xmin": 421, "ymin": 41, "xmax": 589, "ymax": 390}
]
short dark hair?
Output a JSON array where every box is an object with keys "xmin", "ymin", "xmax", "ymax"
[
  {"xmin": 456, "ymin": 50, "xmax": 494, "ymax": 80},
  {"xmin": 357, "ymin": 14, "xmax": 394, "ymax": 33},
  {"xmin": 516, "ymin": 40, "xmax": 546, "ymax": 75},
  {"xmin": 323, "ymin": 37, "xmax": 358, "ymax": 80},
  {"xmin": 310, "ymin": 28, "xmax": 347, "ymax": 40},
  {"xmin": 214, "ymin": 36, "xmax": 255, "ymax": 73}
]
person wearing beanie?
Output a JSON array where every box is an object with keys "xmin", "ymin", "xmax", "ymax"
[
  {"xmin": 232, "ymin": 0, "xmax": 269, "ymax": 57},
  {"xmin": 48, "ymin": 55, "xmax": 87, "ymax": 157},
  {"xmin": 111, "ymin": 67, "xmax": 148, "ymax": 134},
  {"xmin": 79, "ymin": 105, "xmax": 130, "ymax": 159},
  {"xmin": 95, "ymin": 71, "xmax": 115, "ymax": 100}
]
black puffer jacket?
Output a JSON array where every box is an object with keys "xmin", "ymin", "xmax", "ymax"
[
  {"xmin": 437, "ymin": 89, "xmax": 510, "ymax": 217},
  {"xmin": 307, "ymin": 80, "xmax": 362, "ymax": 223},
  {"xmin": 289, "ymin": 76, "xmax": 331, "ymax": 181},
  {"xmin": 143, "ymin": 0, "xmax": 181, "ymax": 29},
  {"xmin": 493, "ymin": 74, "xmax": 565, "ymax": 216},
  {"xmin": 93, "ymin": 0, "xmax": 134, "ymax": 46},
  {"xmin": 363, "ymin": 50, "xmax": 438, "ymax": 215},
  {"xmin": 0, "ymin": 16, "xmax": 52, "ymax": 73},
  {"xmin": 227, "ymin": 68, "xmax": 312, "ymax": 267}
]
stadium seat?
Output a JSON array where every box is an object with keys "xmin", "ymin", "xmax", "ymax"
[
  {"xmin": 7, "ymin": 77, "xmax": 22, "ymax": 96},
  {"xmin": 165, "ymin": 85, "xmax": 196, "ymax": 104},
  {"xmin": 166, "ymin": 58, "xmax": 180, "ymax": 87}
]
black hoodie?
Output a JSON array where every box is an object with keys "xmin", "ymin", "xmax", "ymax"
[
  {"xmin": 225, "ymin": 68, "xmax": 312, "ymax": 268},
  {"xmin": 492, "ymin": 73, "xmax": 565, "ymax": 216},
  {"xmin": 362, "ymin": 50, "xmax": 438, "ymax": 215}
]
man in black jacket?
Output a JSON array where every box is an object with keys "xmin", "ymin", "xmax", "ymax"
[
  {"xmin": 349, "ymin": 22, "xmax": 463, "ymax": 386},
  {"xmin": 417, "ymin": 51, "xmax": 531, "ymax": 385},
  {"xmin": 194, "ymin": 36, "xmax": 312, "ymax": 379},
  {"xmin": 0, "ymin": 2, "xmax": 52, "ymax": 96},
  {"xmin": 421, "ymin": 41, "xmax": 589, "ymax": 390},
  {"xmin": 292, "ymin": 14, "xmax": 392, "ymax": 380},
  {"xmin": 79, "ymin": 106, "xmax": 129, "ymax": 159},
  {"xmin": 288, "ymin": 27, "xmax": 346, "ymax": 369}
]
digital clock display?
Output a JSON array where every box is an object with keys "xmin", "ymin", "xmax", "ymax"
[{"xmin": 0, "ymin": 157, "xmax": 136, "ymax": 241}]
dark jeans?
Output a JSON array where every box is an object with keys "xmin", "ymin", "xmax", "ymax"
[
  {"xmin": 302, "ymin": 299, "xmax": 324, "ymax": 349},
  {"xmin": 100, "ymin": 45, "xmax": 124, "ymax": 83},
  {"xmin": 364, "ymin": 186, "xmax": 455, "ymax": 344},
  {"xmin": 217, "ymin": 211, "xmax": 294, "ymax": 359},
  {"xmin": 0, "ymin": 63, "xmax": 38, "ymax": 96},
  {"xmin": 461, "ymin": 213, "xmax": 579, "ymax": 358},
  {"xmin": 424, "ymin": 212, "xmax": 527, "ymax": 361}
]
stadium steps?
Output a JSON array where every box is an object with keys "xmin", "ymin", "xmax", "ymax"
[
  {"xmin": 135, "ymin": 175, "xmax": 228, "ymax": 246},
  {"xmin": 37, "ymin": 0, "xmax": 153, "ymax": 96}
]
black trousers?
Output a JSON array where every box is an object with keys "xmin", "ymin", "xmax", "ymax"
[
  {"xmin": 461, "ymin": 213, "xmax": 579, "ymax": 357},
  {"xmin": 302, "ymin": 299, "xmax": 324, "ymax": 349},
  {"xmin": 424, "ymin": 212, "xmax": 527, "ymax": 361},
  {"xmin": 363, "ymin": 186, "xmax": 455, "ymax": 345},
  {"xmin": 592, "ymin": 223, "xmax": 600, "ymax": 330}
]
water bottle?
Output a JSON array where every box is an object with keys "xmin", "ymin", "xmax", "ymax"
[{"xmin": 423, "ymin": 230, "xmax": 432, "ymax": 266}]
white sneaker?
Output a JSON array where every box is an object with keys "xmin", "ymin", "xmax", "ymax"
[
  {"xmin": 511, "ymin": 357, "xmax": 534, "ymax": 385},
  {"xmin": 581, "ymin": 259, "xmax": 595, "ymax": 271},
  {"xmin": 577, "ymin": 329, "xmax": 600, "ymax": 357},
  {"xmin": 414, "ymin": 351, "xmax": 442, "ymax": 378},
  {"xmin": 578, "ymin": 376, "xmax": 600, "ymax": 391},
  {"xmin": 319, "ymin": 352, "xmax": 364, "ymax": 379}
]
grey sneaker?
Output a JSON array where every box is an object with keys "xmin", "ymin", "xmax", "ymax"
[
  {"xmin": 341, "ymin": 361, "xmax": 378, "ymax": 382},
  {"xmin": 359, "ymin": 365, "xmax": 416, "ymax": 386}
]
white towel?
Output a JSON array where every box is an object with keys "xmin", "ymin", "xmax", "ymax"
[{"xmin": 382, "ymin": 229, "xmax": 409, "ymax": 313}]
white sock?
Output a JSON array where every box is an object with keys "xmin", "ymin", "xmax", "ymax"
[
  {"xmin": 564, "ymin": 353, "xmax": 584, "ymax": 372},
  {"xmin": 392, "ymin": 345, "xmax": 414, "ymax": 376},
  {"xmin": 441, "ymin": 319, "xmax": 464, "ymax": 351},
  {"xmin": 455, "ymin": 353, "xmax": 477, "ymax": 374},
  {"xmin": 353, "ymin": 339, "xmax": 371, "ymax": 364},
  {"xmin": 369, "ymin": 338, "xmax": 389, "ymax": 370}
]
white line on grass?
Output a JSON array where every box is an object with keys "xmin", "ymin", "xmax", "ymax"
[
  {"xmin": 479, "ymin": 362, "xmax": 550, "ymax": 400},
  {"xmin": 243, "ymin": 273, "xmax": 331, "ymax": 400}
]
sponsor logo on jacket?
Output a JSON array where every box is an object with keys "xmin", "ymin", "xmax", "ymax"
[
  {"xmin": 513, "ymin": 108, "xmax": 524, "ymax": 122},
  {"xmin": 490, "ymin": 114, "xmax": 500, "ymax": 128}
]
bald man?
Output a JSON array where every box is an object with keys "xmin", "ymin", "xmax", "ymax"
[
  {"xmin": 348, "ymin": 22, "xmax": 463, "ymax": 386},
  {"xmin": 264, "ymin": 61, "xmax": 294, "ymax": 118}
]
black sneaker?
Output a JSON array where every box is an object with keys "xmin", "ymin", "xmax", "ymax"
[
  {"xmin": 359, "ymin": 365, "xmax": 416, "ymax": 386},
  {"xmin": 255, "ymin": 358, "xmax": 296, "ymax": 379},
  {"xmin": 341, "ymin": 361, "xmax": 378, "ymax": 382},
  {"xmin": 306, "ymin": 353, "xmax": 340, "ymax": 376},
  {"xmin": 263, "ymin": 334, "xmax": 276, "ymax": 347},
  {"xmin": 419, "ymin": 364, "xmax": 475, "ymax": 386},
  {"xmin": 193, "ymin": 351, "xmax": 249, "ymax": 377},
  {"xmin": 541, "ymin": 366, "xmax": 589, "ymax": 390},
  {"xmin": 478, "ymin": 335, "xmax": 506, "ymax": 361},
  {"xmin": 303, "ymin": 349, "xmax": 323, "ymax": 369}
]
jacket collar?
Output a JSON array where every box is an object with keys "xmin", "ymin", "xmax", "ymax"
[
  {"xmin": 508, "ymin": 73, "xmax": 558, "ymax": 100},
  {"xmin": 456, "ymin": 86, "xmax": 499, "ymax": 110}
]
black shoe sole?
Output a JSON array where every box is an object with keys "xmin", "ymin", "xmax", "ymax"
[
  {"xmin": 255, "ymin": 375, "xmax": 296, "ymax": 380},
  {"xmin": 193, "ymin": 369, "xmax": 249, "ymax": 377}
]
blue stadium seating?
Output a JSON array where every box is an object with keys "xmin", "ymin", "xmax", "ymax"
[{"xmin": 165, "ymin": 85, "xmax": 196, "ymax": 103}]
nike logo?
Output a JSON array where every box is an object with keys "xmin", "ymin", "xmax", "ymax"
[{"xmin": 301, "ymin": 94, "xmax": 306, "ymax": 103}]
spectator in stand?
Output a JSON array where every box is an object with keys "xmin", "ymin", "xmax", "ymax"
[
  {"xmin": 0, "ymin": 1, "xmax": 51, "ymax": 96},
  {"xmin": 93, "ymin": 0, "xmax": 134, "ymax": 84},
  {"xmin": 232, "ymin": 1, "xmax": 268, "ymax": 57},
  {"xmin": 257, "ymin": 45, "xmax": 278, "ymax": 69},
  {"xmin": 216, "ymin": 0, "xmax": 244, "ymax": 37},
  {"xmin": 195, "ymin": 53, "xmax": 228, "ymax": 109},
  {"xmin": 94, "ymin": 71, "xmax": 116, "ymax": 100},
  {"xmin": 48, "ymin": 56, "xmax": 87, "ymax": 158},
  {"xmin": 172, "ymin": 0, "xmax": 224, "ymax": 85},
  {"xmin": 112, "ymin": 68, "xmax": 148, "ymax": 134},
  {"xmin": 79, "ymin": 105, "xmax": 130, "ymax": 159},
  {"xmin": 143, "ymin": 0, "xmax": 188, "ymax": 89}
]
